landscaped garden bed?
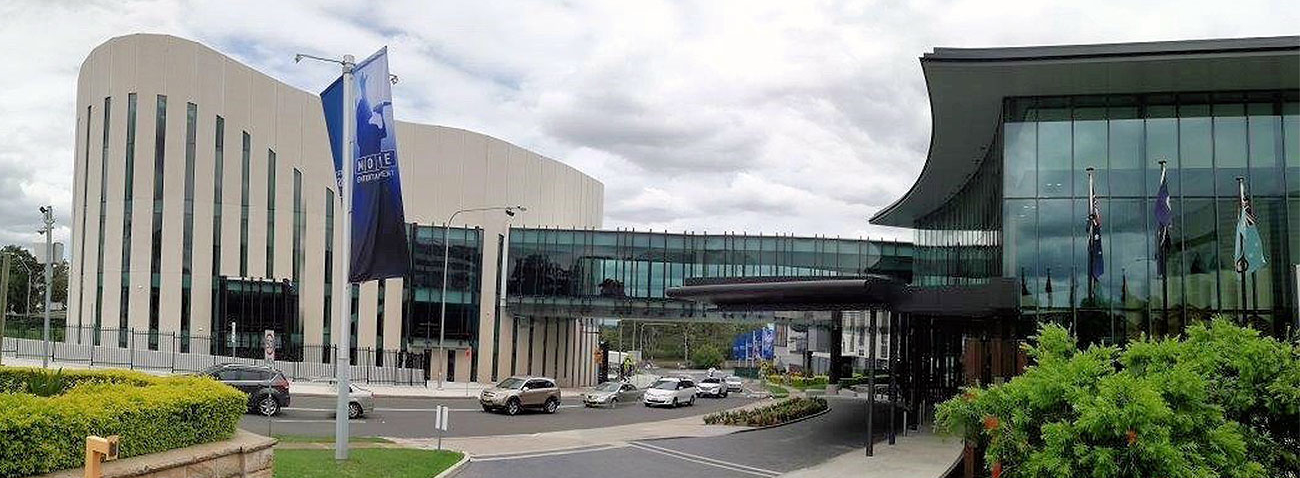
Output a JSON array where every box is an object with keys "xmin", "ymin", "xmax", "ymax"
[
  {"xmin": 0, "ymin": 366, "xmax": 245, "ymax": 477},
  {"xmin": 704, "ymin": 397, "xmax": 828, "ymax": 427},
  {"xmin": 936, "ymin": 317, "xmax": 1300, "ymax": 478}
]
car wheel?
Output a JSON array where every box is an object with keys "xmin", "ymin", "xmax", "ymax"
[
  {"xmin": 689, "ymin": 396, "xmax": 696, "ymax": 406},
  {"xmin": 257, "ymin": 395, "xmax": 279, "ymax": 417},
  {"xmin": 610, "ymin": 397, "xmax": 619, "ymax": 408},
  {"xmin": 544, "ymin": 398, "xmax": 559, "ymax": 414},
  {"xmin": 671, "ymin": 398, "xmax": 679, "ymax": 408},
  {"xmin": 348, "ymin": 402, "xmax": 363, "ymax": 419},
  {"xmin": 505, "ymin": 398, "xmax": 522, "ymax": 416},
  {"xmin": 482, "ymin": 405, "xmax": 493, "ymax": 412},
  {"xmin": 721, "ymin": 391, "xmax": 728, "ymax": 398}
]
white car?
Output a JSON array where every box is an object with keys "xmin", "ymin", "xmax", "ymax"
[
  {"xmin": 643, "ymin": 377, "xmax": 697, "ymax": 408},
  {"xmin": 724, "ymin": 376, "xmax": 745, "ymax": 392},
  {"xmin": 696, "ymin": 377, "xmax": 728, "ymax": 398}
]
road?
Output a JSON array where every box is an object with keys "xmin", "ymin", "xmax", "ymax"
[
  {"xmin": 239, "ymin": 391, "xmax": 758, "ymax": 438},
  {"xmin": 459, "ymin": 396, "xmax": 888, "ymax": 478}
]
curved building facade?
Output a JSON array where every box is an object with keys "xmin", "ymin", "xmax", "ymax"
[{"xmin": 68, "ymin": 34, "xmax": 603, "ymax": 384}]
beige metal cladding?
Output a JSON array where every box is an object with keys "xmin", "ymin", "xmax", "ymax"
[{"xmin": 69, "ymin": 33, "xmax": 603, "ymax": 383}]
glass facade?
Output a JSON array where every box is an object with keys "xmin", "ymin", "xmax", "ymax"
[
  {"xmin": 292, "ymin": 169, "xmax": 303, "ymax": 284},
  {"xmin": 147, "ymin": 94, "xmax": 166, "ymax": 349},
  {"xmin": 239, "ymin": 131, "xmax": 250, "ymax": 277},
  {"xmin": 322, "ymin": 188, "xmax": 334, "ymax": 357},
  {"xmin": 1002, "ymin": 92, "xmax": 1299, "ymax": 344},
  {"xmin": 93, "ymin": 97, "xmax": 110, "ymax": 340},
  {"xmin": 211, "ymin": 116, "xmax": 224, "ymax": 343},
  {"xmin": 266, "ymin": 149, "xmax": 276, "ymax": 277},
  {"xmin": 504, "ymin": 228, "xmax": 913, "ymax": 319},
  {"xmin": 180, "ymin": 102, "xmax": 197, "ymax": 351},
  {"xmin": 119, "ymin": 93, "xmax": 137, "ymax": 346},
  {"xmin": 77, "ymin": 104, "xmax": 90, "ymax": 335},
  {"xmin": 401, "ymin": 224, "xmax": 483, "ymax": 347}
]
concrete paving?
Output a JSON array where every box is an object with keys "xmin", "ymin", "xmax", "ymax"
[{"xmin": 779, "ymin": 430, "xmax": 962, "ymax": 478}]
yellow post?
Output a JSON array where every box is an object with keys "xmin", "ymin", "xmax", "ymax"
[{"xmin": 84, "ymin": 435, "xmax": 119, "ymax": 478}]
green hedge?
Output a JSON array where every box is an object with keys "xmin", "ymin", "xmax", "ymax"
[
  {"xmin": 0, "ymin": 367, "xmax": 246, "ymax": 477},
  {"xmin": 765, "ymin": 374, "xmax": 830, "ymax": 389},
  {"xmin": 704, "ymin": 397, "xmax": 828, "ymax": 426}
]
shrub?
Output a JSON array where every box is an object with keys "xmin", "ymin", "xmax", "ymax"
[
  {"xmin": 704, "ymin": 397, "xmax": 827, "ymax": 426},
  {"xmin": 935, "ymin": 318, "xmax": 1299, "ymax": 478},
  {"xmin": 690, "ymin": 346, "xmax": 725, "ymax": 369},
  {"xmin": 0, "ymin": 367, "xmax": 246, "ymax": 477}
]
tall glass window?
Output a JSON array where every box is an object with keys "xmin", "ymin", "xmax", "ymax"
[
  {"xmin": 148, "ymin": 95, "xmax": 167, "ymax": 349},
  {"xmin": 93, "ymin": 97, "xmax": 110, "ymax": 341},
  {"xmin": 120, "ymin": 93, "xmax": 137, "ymax": 346},
  {"xmin": 180, "ymin": 102, "xmax": 197, "ymax": 351},
  {"xmin": 323, "ymin": 188, "xmax": 334, "ymax": 360},
  {"xmin": 1001, "ymin": 92, "xmax": 1298, "ymax": 341},
  {"xmin": 266, "ymin": 149, "xmax": 276, "ymax": 277},
  {"xmin": 239, "ymin": 132, "xmax": 250, "ymax": 276},
  {"xmin": 212, "ymin": 116, "xmax": 225, "ymax": 343},
  {"xmin": 292, "ymin": 169, "xmax": 303, "ymax": 283},
  {"xmin": 78, "ymin": 104, "xmax": 91, "ymax": 336}
]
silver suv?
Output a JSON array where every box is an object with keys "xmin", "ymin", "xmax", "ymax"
[{"xmin": 480, "ymin": 376, "xmax": 562, "ymax": 415}]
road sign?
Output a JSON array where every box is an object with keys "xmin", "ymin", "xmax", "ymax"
[{"xmin": 263, "ymin": 330, "xmax": 276, "ymax": 362}]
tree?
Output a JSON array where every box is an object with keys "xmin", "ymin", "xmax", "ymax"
[
  {"xmin": 2, "ymin": 245, "xmax": 40, "ymax": 315},
  {"xmin": 690, "ymin": 346, "xmax": 724, "ymax": 369},
  {"xmin": 936, "ymin": 317, "xmax": 1298, "ymax": 478}
]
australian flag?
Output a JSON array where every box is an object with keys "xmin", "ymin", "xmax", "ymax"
[
  {"xmin": 1234, "ymin": 196, "xmax": 1267, "ymax": 274},
  {"xmin": 1087, "ymin": 186, "xmax": 1104, "ymax": 282},
  {"xmin": 1154, "ymin": 169, "xmax": 1173, "ymax": 277}
]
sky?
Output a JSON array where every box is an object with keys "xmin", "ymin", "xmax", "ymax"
[{"xmin": 0, "ymin": 0, "xmax": 1297, "ymax": 251}]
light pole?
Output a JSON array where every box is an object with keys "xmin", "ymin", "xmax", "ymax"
[
  {"xmin": 38, "ymin": 206, "xmax": 54, "ymax": 368},
  {"xmin": 437, "ymin": 205, "xmax": 525, "ymax": 389}
]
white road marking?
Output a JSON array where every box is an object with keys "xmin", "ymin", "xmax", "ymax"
[
  {"xmin": 628, "ymin": 442, "xmax": 780, "ymax": 477},
  {"xmin": 285, "ymin": 405, "xmax": 583, "ymax": 413},
  {"xmin": 471, "ymin": 444, "xmax": 626, "ymax": 462},
  {"xmin": 268, "ymin": 419, "xmax": 369, "ymax": 424}
]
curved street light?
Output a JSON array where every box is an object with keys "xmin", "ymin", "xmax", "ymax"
[{"xmin": 437, "ymin": 205, "xmax": 525, "ymax": 389}]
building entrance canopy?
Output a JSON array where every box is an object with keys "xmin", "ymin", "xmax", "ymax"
[{"xmin": 666, "ymin": 276, "xmax": 1018, "ymax": 319}]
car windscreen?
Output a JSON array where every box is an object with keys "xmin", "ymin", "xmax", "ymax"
[
  {"xmin": 497, "ymin": 378, "xmax": 526, "ymax": 389},
  {"xmin": 595, "ymin": 382, "xmax": 621, "ymax": 392},
  {"xmin": 652, "ymin": 381, "xmax": 679, "ymax": 390},
  {"xmin": 702, "ymin": 378, "xmax": 721, "ymax": 383}
]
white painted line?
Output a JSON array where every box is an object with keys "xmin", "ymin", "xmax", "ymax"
[
  {"xmin": 629, "ymin": 442, "xmax": 780, "ymax": 477},
  {"xmin": 471, "ymin": 444, "xmax": 626, "ymax": 462},
  {"xmin": 286, "ymin": 405, "xmax": 584, "ymax": 413},
  {"xmin": 269, "ymin": 419, "xmax": 369, "ymax": 424}
]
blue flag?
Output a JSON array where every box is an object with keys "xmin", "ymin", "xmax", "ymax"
[
  {"xmin": 320, "ymin": 47, "xmax": 410, "ymax": 282},
  {"xmin": 1154, "ymin": 169, "xmax": 1173, "ymax": 277},
  {"xmin": 1234, "ymin": 197, "xmax": 1267, "ymax": 274},
  {"xmin": 1087, "ymin": 187, "xmax": 1104, "ymax": 281}
]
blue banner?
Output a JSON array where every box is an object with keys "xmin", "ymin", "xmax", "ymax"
[{"xmin": 320, "ymin": 47, "xmax": 410, "ymax": 282}]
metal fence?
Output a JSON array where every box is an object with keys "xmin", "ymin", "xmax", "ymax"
[{"xmin": 0, "ymin": 323, "xmax": 429, "ymax": 386}]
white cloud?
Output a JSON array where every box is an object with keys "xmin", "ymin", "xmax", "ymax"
[{"xmin": 0, "ymin": 0, "xmax": 1296, "ymax": 251}]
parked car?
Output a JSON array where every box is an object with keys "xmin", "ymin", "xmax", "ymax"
[
  {"xmin": 643, "ymin": 377, "xmax": 697, "ymax": 408},
  {"xmin": 317, "ymin": 379, "xmax": 376, "ymax": 419},
  {"xmin": 724, "ymin": 375, "xmax": 745, "ymax": 392},
  {"xmin": 696, "ymin": 377, "xmax": 728, "ymax": 398},
  {"xmin": 583, "ymin": 381, "xmax": 643, "ymax": 407},
  {"xmin": 200, "ymin": 363, "xmax": 290, "ymax": 416},
  {"xmin": 480, "ymin": 376, "xmax": 561, "ymax": 415}
]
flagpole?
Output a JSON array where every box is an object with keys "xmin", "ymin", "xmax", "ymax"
[
  {"xmin": 1086, "ymin": 167, "xmax": 1096, "ymax": 304},
  {"xmin": 1158, "ymin": 160, "xmax": 1169, "ymax": 337},
  {"xmin": 1236, "ymin": 176, "xmax": 1248, "ymax": 324}
]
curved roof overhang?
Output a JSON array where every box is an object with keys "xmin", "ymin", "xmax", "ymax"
[
  {"xmin": 871, "ymin": 36, "xmax": 1300, "ymax": 227},
  {"xmin": 665, "ymin": 276, "xmax": 906, "ymax": 312}
]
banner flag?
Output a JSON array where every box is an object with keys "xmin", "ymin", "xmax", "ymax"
[
  {"xmin": 1234, "ymin": 196, "xmax": 1267, "ymax": 274},
  {"xmin": 761, "ymin": 326, "xmax": 774, "ymax": 360},
  {"xmin": 1086, "ymin": 172, "xmax": 1104, "ymax": 282},
  {"xmin": 1154, "ymin": 167, "xmax": 1173, "ymax": 277},
  {"xmin": 319, "ymin": 47, "xmax": 411, "ymax": 282}
]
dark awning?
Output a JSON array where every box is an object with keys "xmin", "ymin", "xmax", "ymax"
[{"xmin": 666, "ymin": 276, "xmax": 1019, "ymax": 318}]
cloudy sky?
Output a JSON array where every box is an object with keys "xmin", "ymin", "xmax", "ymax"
[{"xmin": 1, "ymin": 1, "xmax": 1297, "ymax": 250}]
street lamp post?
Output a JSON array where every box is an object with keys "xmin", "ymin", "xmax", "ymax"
[
  {"xmin": 437, "ymin": 206, "xmax": 525, "ymax": 390},
  {"xmin": 38, "ymin": 206, "xmax": 55, "ymax": 368}
]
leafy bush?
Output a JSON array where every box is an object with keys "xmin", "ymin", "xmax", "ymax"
[
  {"xmin": 690, "ymin": 346, "xmax": 725, "ymax": 369},
  {"xmin": 935, "ymin": 318, "xmax": 1299, "ymax": 478},
  {"xmin": 0, "ymin": 367, "xmax": 246, "ymax": 477},
  {"xmin": 765, "ymin": 373, "xmax": 829, "ymax": 389},
  {"xmin": 704, "ymin": 397, "xmax": 827, "ymax": 426}
]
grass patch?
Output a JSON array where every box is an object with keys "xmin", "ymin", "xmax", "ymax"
[
  {"xmin": 764, "ymin": 383, "xmax": 790, "ymax": 398},
  {"xmin": 273, "ymin": 434, "xmax": 391, "ymax": 444},
  {"xmin": 274, "ymin": 448, "xmax": 462, "ymax": 478}
]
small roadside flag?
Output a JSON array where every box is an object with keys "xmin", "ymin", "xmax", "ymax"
[
  {"xmin": 1233, "ymin": 179, "xmax": 1267, "ymax": 274},
  {"xmin": 1154, "ymin": 161, "xmax": 1173, "ymax": 277}
]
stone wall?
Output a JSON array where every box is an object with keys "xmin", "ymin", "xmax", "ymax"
[{"xmin": 36, "ymin": 429, "xmax": 275, "ymax": 478}]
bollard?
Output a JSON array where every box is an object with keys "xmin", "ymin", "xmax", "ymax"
[{"xmin": 83, "ymin": 435, "xmax": 120, "ymax": 478}]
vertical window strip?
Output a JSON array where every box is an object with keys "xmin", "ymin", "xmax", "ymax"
[
  {"xmin": 148, "ymin": 94, "xmax": 167, "ymax": 349},
  {"xmin": 323, "ymin": 188, "xmax": 334, "ymax": 358},
  {"xmin": 377, "ymin": 280, "xmax": 386, "ymax": 356},
  {"xmin": 211, "ymin": 116, "xmax": 224, "ymax": 342},
  {"xmin": 292, "ymin": 169, "xmax": 303, "ymax": 284},
  {"xmin": 93, "ymin": 97, "xmax": 111, "ymax": 340},
  {"xmin": 180, "ymin": 102, "xmax": 197, "ymax": 351},
  {"xmin": 78, "ymin": 104, "xmax": 91, "ymax": 334},
  {"xmin": 120, "ymin": 93, "xmax": 137, "ymax": 346},
  {"xmin": 266, "ymin": 149, "xmax": 276, "ymax": 277},
  {"xmin": 239, "ymin": 132, "xmax": 250, "ymax": 276}
]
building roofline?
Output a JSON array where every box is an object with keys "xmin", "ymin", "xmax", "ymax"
[{"xmin": 922, "ymin": 35, "xmax": 1298, "ymax": 62}]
